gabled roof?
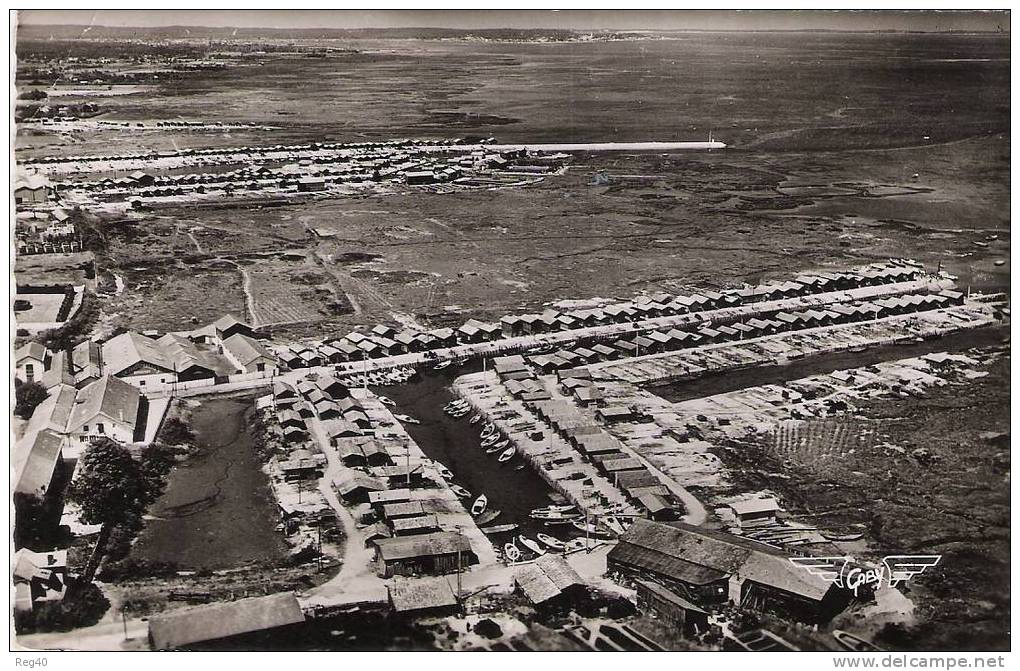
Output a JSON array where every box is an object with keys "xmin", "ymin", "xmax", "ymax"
[
  {"xmin": 212, "ymin": 314, "xmax": 252, "ymax": 334},
  {"xmin": 16, "ymin": 342, "xmax": 48, "ymax": 364},
  {"xmin": 13, "ymin": 429, "xmax": 63, "ymax": 497},
  {"xmin": 374, "ymin": 531, "xmax": 472, "ymax": 562},
  {"xmin": 148, "ymin": 592, "xmax": 304, "ymax": 650},
  {"xmin": 611, "ymin": 519, "xmax": 831, "ymax": 600},
  {"xmin": 515, "ymin": 554, "xmax": 586, "ymax": 604},
  {"xmin": 102, "ymin": 332, "xmax": 173, "ymax": 376},
  {"xmin": 156, "ymin": 333, "xmax": 220, "ymax": 374},
  {"xmin": 387, "ymin": 576, "xmax": 457, "ymax": 613},
  {"xmin": 66, "ymin": 375, "xmax": 140, "ymax": 433},
  {"xmin": 223, "ymin": 333, "xmax": 275, "ymax": 366}
]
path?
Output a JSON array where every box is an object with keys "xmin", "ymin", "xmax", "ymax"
[{"xmin": 224, "ymin": 259, "xmax": 259, "ymax": 327}]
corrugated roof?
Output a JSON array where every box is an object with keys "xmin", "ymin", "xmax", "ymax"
[
  {"xmin": 635, "ymin": 579, "xmax": 707, "ymax": 613},
  {"xmin": 375, "ymin": 531, "xmax": 471, "ymax": 562},
  {"xmin": 611, "ymin": 519, "xmax": 831, "ymax": 600},
  {"xmin": 148, "ymin": 592, "xmax": 304, "ymax": 650},
  {"xmin": 387, "ymin": 577, "xmax": 458, "ymax": 613},
  {"xmin": 515, "ymin": 554, "xmax": 585, "ymax": 604}
]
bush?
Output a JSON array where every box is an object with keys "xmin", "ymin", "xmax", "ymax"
[
  {"xmin": 14, "ymin": 580, "xmax": 110, "ymax": 634},
  {"xmin": 160, "ymin": 417, "xmax": 195, "ymax": 446},
  {"xmin": 39, "ymin": 291, "xmax": 98, "ymax": 351},
  {"xmin": 15, "ymin": 380, "xmax": 49, "ymax": 419},
  {"xmin": 98, "ymin": 558, "xmax": 179, "ymax": 582}
]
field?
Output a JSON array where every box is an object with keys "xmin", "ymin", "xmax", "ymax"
[
  {"xmin": 17, "ymin": 33, "xmax": 1009, "ymax": 340},
  {"xmin": 713, "ymin": 347, "xmax": 1010, "ymax": 651}
]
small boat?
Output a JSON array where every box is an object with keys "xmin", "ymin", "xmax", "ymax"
[
  {"xmin": 480, "ymin": 434, "xmax": 501, "ymax": 448},
  {"xmin": 475, "ymin": 509, "xmax": 502, "ymax": 526},
  {"xmin": 481, "ymin": 523, "xmax": 518, "ymax": 536},
  {"xmin": 444, "ymin": 400, "xmax": 468, "ymax": 410},
  {"xmin": 471, "ymin": 495, "xmax": 488, "ymax": 516},
  {"xmin": 532, "ymin": 505, "xmax": 578, "ymax": 516},
  {"xmin": 469, "ymin": 414, "xmax": 483, "ymax": 424},
  {"xmin": 450, "ymin": 409, "xmax": 470, "ymax": 419},
  {"xmin": 600, "ymin": 516, "xmax": 627, "ymax": 536},
  {"xmin": 571, "ymin": 518, "xmax": 613, "ymax": 538},
  {"xmin": 393, "ymin": 414, "xmax": 420, "ymax": 424},
  {"xmin": 513, "ymin": 463, "xmax": 526, "ymax": 471},
  {"xmin": 378, "ymin": 396, "xmax": 396, "ymax": 407},
  {"xmin": 821, "ymin": 531, "xmax": 866, "ymax": 542},
  {"xmin": 434, "ymin": 464, "xmax": 454, "ymax": 481},
  {"xmin": 536, "ymin": 533, "xmax": 566, "ymax": 552},
  {"xmin": 486, "ymin": 439, "xmax": 509, "ymax": 454},
  {"xmin": 497, "ymin": 446, "xmax": 516, "ymax": 463},
  {"xmin": 480, "ymin": 422, "xmax": 496, "ymax": 436},
  {"xmin": 433, "ymin": 360, "xmax": 451, "ymax": 370},
  {"xmin": 504, "ymin": 543, "xmax": 521, "ymax": 563},
  {"xmin": 450, "ymin": 484, "xmax": 471, "ymax": 499},
  {"xmin": 833, "ymin": 630, "xmax": 884, "ymax": 652},
  {"xmin": 518, "ymin": 535, "xmax": 546, "ymax": 556}
]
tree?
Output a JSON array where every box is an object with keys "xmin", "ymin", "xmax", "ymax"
[
  {"xmin": 66, "ymin": 439, "xmax": 159, "ymax": 585},
  {"xmin": 15, "ymin": 380, "xmax": 49, "ymax": 419}
]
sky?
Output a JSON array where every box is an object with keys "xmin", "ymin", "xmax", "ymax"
[{"xmin": 15, "ymin": 9, "xmax": 1010, "ymax": 32}]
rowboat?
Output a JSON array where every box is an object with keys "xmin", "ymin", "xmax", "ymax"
[
  {"xmin": 600, "ymin": 516, "xmax": 627, "ymax": 536},
  {"xmin": 821, "ymin": 531, "xmax": 866, "ymax": 542},
  {"xmin": 394, "ymin": 414, "xmax": 420, "ymax": 424},
  {"xmin": 504, "ymin": 543, "xmax": 521, "ymax": 563},
  {"xmin": 481, "ymin": 523, "xmax": 518, "ymax": 536},
  {"xmin": 480, "ymin": 433, "xmax": 501, "ymax": 448},
  {"xmin": 444, "ymin": 400, "xmax": 468, "ymax": 411},
  {"xmin": 480, "ymin": 422, "xmax": 496, "ymax": 437},
  {"xmin": 450, "ymin": 409, "xmax": 470, "ymax": 419},
  {"xmin": 434, "ymin": 464, "xmax": 454, "ymax": 481},
  {"xmin": 571, "ymin": 519, "xmax": 613, "ymax": 538},
  {"xmin": 475, "ymin": 509, "xmax": 502, "ymax": 526},
  {"xmin": 518, "ymin": 535, "xmax": 546, "ymax": 556},
  {"xmin": 471, "ymin": 495, "xmax": 488, "ymax": 516},
  {"xmin": 433, "ymin": 360, "xmax": 451, "ymax": 370},
  {"xmin": 497, "ymin": 446, "xmax": 516, "ymax": 463},
  {"xmin": 486, "ymin": 439, "xmax": 510, "ymax": 454},
  {"xmin": 450, "ymin": 484, "xmax": 471, "ymax": 499},
  {"xmin": 513, "ymin": 463, "xmax": 526, "ymax": 471},
  {"xmin": 532, "ymin": 505, "xmax": 578, "ymax": 516},
  {"xmin": 833, "ymin": 630, "xmax": 884, "ymax": 652},
  {"xmin": 378, "ymin": 396, "xmax": 396, "ymax": 407},
  {"xmin": 536, "ymin": 533, "xmax": 566, "ymax": 552},
  {"xmin": 469, "ymin": 414, "xmax": 482, "ymax": 425}
]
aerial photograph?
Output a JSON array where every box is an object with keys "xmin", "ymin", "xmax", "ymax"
[{"xmin": 9, "ymin": 8, "xmax": 1010, "ymax": 656}]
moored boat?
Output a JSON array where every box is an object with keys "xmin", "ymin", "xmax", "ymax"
[
  {"xmin": 481, "ymin": 523, "xmax": 518, "ymax": 536},
  {"xmin": 536, "ymin": 533, "xmax": 566, "ymax": 552},
  {"xmin": 433, "ymin": 360, "xmax": 452, "ymax": 370},
  {"xmin": 469, "ymin": 414, "xmax": 482, "ymax": 425},
  {"xmin": 394, "ymin": 413, "xmax": 421, "ymax": 424},
  {"xmin": 471, "ymin": 495, "xmax": 488, "ymax": 516},
  {"xmin": 486, "ymin": 439, "xmax": 509, "ymax": 454},
  {"xmin": 821, "ymin": 531, "xmax": 866, "ymax": 542},
  {"xmin": 497, "ymin": 446, "xmax": 516, "ymax": 463},
  {"xmin": 504, "ymin": 543, "xmax": 521, "ymax": 563},
  {"xmin": 378, "ymin": 395, "xmax": 396, "ymax": 407},
  {"xmin": 571, "ymin": 518, "xmax": 613, "ymax": 538},
  {"xmin": 833, "ymin": 630, "xmax": 884, "ymax": 652},
  {"xmin": 434, "ymin": 464, "xmax": 454, "ymax": 481},
  {"xmin": 450, "ymin": 484, "xmax": 471, "ymax": 499},
  {"xmin": 518, "ymin": 535, "xmax": 546, "ymax": 556},
  {"xmin": 475, "ymin": 509, "xmax": 502, "ymax": 526}
]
